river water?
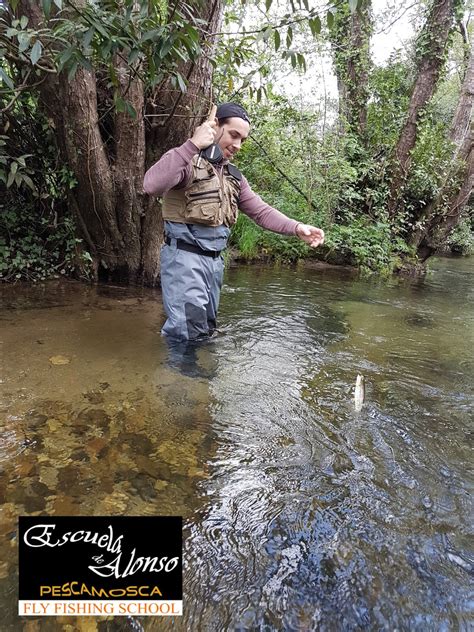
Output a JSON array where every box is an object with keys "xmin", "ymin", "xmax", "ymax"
[{"xmin": 1, "ymin": 257, "xmax": 472, "ymax": 631}]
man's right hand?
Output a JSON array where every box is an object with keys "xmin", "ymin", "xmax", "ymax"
[{"xmin": 191, "ymin": 120, "xmax": 217, "ymax": 150}]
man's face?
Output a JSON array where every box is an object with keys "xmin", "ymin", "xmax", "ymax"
[{"xmin": 216, "ymin": 117, "xmax": 250, "ymax": 160}]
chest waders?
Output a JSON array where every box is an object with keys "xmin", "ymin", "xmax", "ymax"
[{"xmin": 160, "ymin": 156, "xmax": 241, "ymax": 341}]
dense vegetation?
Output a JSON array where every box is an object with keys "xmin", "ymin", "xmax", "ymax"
[{"xmin": 1, "ymin": 0, "xmax": 472, "ymax": 283}]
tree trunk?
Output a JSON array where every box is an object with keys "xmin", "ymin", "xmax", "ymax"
[
  {"xmin": 410, "ymin": 42, "xmax": 474, "ymax": 258},
  {"xmin": 18, "ymin": 0, "xmax": 224, "ymax": 286},
  {"xmin": 416, "ymin": 126, "xmax": 473, "ymax": 261},
  {"xmin": 450, "ymin": 43, "xmax": 474, "ymax": 150},
  {"xmin": 330, "ymin": 1, "xmax": 373, "ymax": 142},
  {"xmin": 387, "ymin": 0, "xmax": 455, "ymax": 217},
  {"xmin": 140, "ymin": 0, "xmax": 222, "ymax": 286}
]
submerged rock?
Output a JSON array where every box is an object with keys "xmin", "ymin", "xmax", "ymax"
[
  {"xmin": 49, "ymin": 355, "xmax": 71, "ymax": 365},
  {"xmin": 130, "ymin": 473, "xmax": 157, "ymax": 502},
  {"xmin": 404, "ymin": 312, "xmax": 435, "ymax": 328},
  {"xmin": 24, "ymin": 410, "xmax": 48, "ymax": 429},
  {"xmin": 155, "ymin": 439, "xmax": 199, "ymax": 476},
  {"xmin": 119, "ymin": 432, "xmax": 154, "ymax": 455},
  {"xmin": 75, "ymin": 409, "xmax": 111, "ymax": 431},
  {"xmin": 83, "ymin": 390, "xmax": 105, "ymax": 405},
  {"xmin": 134, "ymin": 454, "xmax": 171, "ymax": 480}
]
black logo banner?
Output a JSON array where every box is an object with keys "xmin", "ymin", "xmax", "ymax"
[{"xmin": 19, "ymin": 516, "xmax": 182, "ymax": 617}]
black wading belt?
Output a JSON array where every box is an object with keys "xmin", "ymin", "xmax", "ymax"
[{"xmin": 165, "ymin": 236, "xmax": 222, "ymax": 259}]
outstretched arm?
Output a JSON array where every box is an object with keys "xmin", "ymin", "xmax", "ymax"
[{"xmin": 239, "ymin": 176, "xmax": 325, "ymax": 247}]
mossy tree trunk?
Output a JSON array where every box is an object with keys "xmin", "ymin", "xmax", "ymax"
[
  {"xmin": 329, "ymin": 0, "xmax": 373, "ymax": 144},
  {"xmin": 387, "ymin": 0, "xmax": 456, "ymax": 218},
  {"xmin": 410, "ymin": 39, "xmax": 473, "ymax": 260},
  {"xmin": 18, "ymin": 0, "xmax": 223, "ymax": 286}
]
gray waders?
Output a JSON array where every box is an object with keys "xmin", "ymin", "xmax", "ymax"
[{"xmin": 160, "ymin": 221, "xmax": 230, "ymax": 341}]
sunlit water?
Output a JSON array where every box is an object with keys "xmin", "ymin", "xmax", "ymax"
[{"xmin": 1, "ymin": 257, "xmax": 472, "ymax": 631}]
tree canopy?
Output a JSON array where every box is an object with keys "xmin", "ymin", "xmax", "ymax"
[{"xmin": 1, "ymin": 0, "xmax": 472, "ymax": 283}]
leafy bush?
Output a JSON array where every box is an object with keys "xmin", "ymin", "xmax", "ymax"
[
  {"xmin": 320, "ymin": 216, "xmax": 412, "ymax": 274},
  {"xmin": 0, "ymin": 94, "xmax": 92, "ymax": 282},
  {"xmin": 446, "ymin": 217, "xmax": 474, "ymax": 255}
]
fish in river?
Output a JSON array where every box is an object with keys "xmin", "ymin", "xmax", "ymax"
[{"xmin": 354, "ymin": 374, "xmax": 365, "ymax": 411}]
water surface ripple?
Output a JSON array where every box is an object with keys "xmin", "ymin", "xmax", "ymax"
[
  {"xmin": 181, "ymin": 258, "xmax": 473, "ymax": 631},
  {"xmin": 0, "ymin": 258, "xmax": 472, "ymax": 631}
]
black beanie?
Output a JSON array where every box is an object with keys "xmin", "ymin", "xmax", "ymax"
[{"xmin": 216, "ymin": 102, "xmax": 250, "ymax": 123}]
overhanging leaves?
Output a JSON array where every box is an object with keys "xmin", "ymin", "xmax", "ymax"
[{"xmin": 30, "ymin": 40, "xmax": 42, "ymax": 65}]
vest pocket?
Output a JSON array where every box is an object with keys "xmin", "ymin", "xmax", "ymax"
[
  {"xmin": 184, "ymin": 202, "xmax": 222, "ymax": 225},
  {"xmin": 185, "ymin": 188, "xmax": 222, "ymax": 225}
]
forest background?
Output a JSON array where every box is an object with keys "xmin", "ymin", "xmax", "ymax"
[{"xmin": 0, "ymin": 0, "xmax": 473, "ymax": 285}]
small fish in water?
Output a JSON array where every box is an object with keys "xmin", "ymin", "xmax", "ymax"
[{"xmin": 354, "ymin": 374, "xmax": 365, "ymax": 411}]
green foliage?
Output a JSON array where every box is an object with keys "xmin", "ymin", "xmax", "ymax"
[
  {"xmin": 367, "ymin": 58, "xmax": 413, "ymax": 150},
  {"xmin": 0, "ymin": 94, "xmax": 91, "ymax": 282},
  {"xmin": 406, "ymin": 115, "xmax": 453, "ymax": 201},
  {"xmin": 1, "ymin": 1, "xmax": 202, "ymax": 111},
  {"xmin": 230, "ymin": 214, "xmax": 262, "ymax": 259},
  {"xmin": 322, "ymin": 218, "xmax": 412, "ymax": 273},
  {"xmin": 447, "ymin": 216, "xmax": 474, "ymax": 255},
  {"xmin": 225, "ymin": 92, "xmax": 400, "ymax": 270},
  {"xmin": 0, "ymin": 208, "xmax": 82, "ymax": 282},
  {"xmin": 221, "ymin": 45, "xmax": 469, "ymax": 273}
]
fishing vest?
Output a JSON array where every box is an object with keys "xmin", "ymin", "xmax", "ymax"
[{"xmin": 162, "ymin": 155, "xmax": 242, "ymax": 227}]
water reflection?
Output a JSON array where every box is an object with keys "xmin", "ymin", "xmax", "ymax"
[{"xmin": 1, "ymin": 258, "xmax": 473, "ymax": 631}]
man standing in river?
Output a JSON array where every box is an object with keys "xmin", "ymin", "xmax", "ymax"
[{"xmin": 143, "ymin": 102, "xmax": 325, "ymax": 341}]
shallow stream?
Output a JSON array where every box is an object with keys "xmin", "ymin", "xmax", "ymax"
[{"xmin": 1, "ymin": 256, "xmax": 472, "ymax": 631}]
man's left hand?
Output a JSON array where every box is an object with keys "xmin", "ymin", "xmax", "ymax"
[{"xmin": 296, "ymin": 223, "xmax": 325, "ymax": 248}]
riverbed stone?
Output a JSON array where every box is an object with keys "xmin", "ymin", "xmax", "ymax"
[
  {"xmin": 130, "ymin": 473, "xmax": 157, "ymax": 501},
  {"xmin": 57, "ymin": 464, "xmax": 83, "ymax": 489},
  {"xmin": 11, "ymin": 488, "xmax": 45, "ymax": 513},
  {"xmin": 154, "ymin": 480, "xmax": 169, "ymax": 492},
  {"xmin": 134, "ymin": 454, "xmax": 171, "ymax": 480},
  {"xmin": 119, "ymin": 432, "xmax": 154, "ymax": 455},
  {"xmin": 75, "ymin": 408, "xmax": 111, "ymax": 430},
  {"xmin": 83, "ymin": 390, "xmax": 105, "ymax": 404},
  {"xmin": 0, "ymin": 561, "xmax": 9, "ymax": 580},
  {"xmin": 155, "ymin": 439, "xmax": 199, "ymax": 475},
  {"xmin": 22, "ymin": 620, "xmax": 41, "ymax": 632},
  {"xmin": 46, "ymin": 418, "xmax": 61, "ymax": 432},
  {"xmin": 16, "ymin": 456, "xmax": 37, "ymax": 478},
  {"xmin": 71, "ymin": 448, "xmax": 90, "ymax": 463},
  {"xmin": 0, "ymin": 503, "xmax": 17, "ymax": 537},
  {"xmin": 38, "ymin": 465, "xmax": 59, "ymax": 490},
  {"xmin": 96, "ymin": 490, "xmax": 129, "ymax": 514},
  {"xmin": 85, "ymin": 437, "xmax": 108, "ymax": 459},
  {"xmin": 24, "ymin": 410, "xmax": 48, "ymax": 428},
  {"xmin": 49, "ymin": 355, "xmax": 71, "ymax": 365},
  {"xmin": 50, "ymin": 494, "xmax": 79, "ymax": 515}
]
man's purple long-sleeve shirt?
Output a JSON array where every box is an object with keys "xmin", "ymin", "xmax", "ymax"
[{"xmin": 143, "ymin": 140, "xmax": 300, "ymax": 236}]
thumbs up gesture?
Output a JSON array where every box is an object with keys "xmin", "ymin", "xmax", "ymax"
[{"xmin": 191, "ymin": 105, "xmax": 218, "ymax": 150}]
